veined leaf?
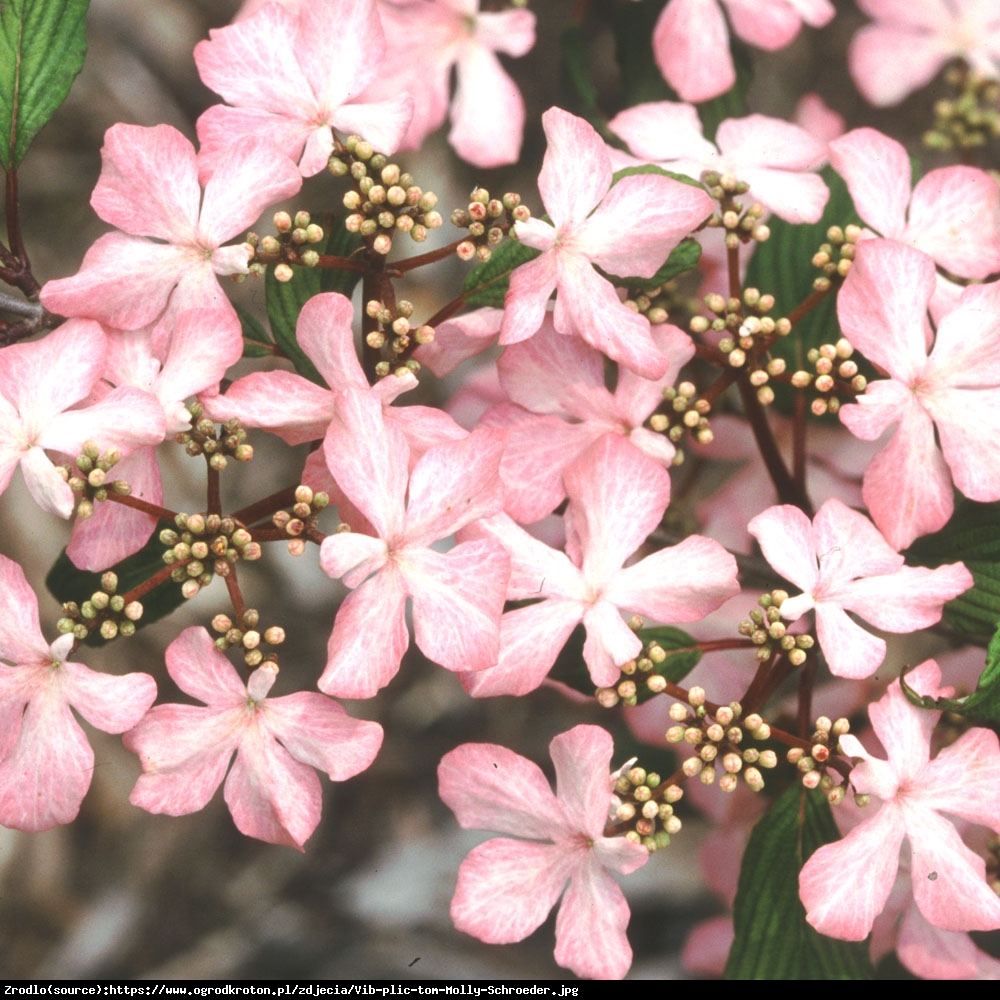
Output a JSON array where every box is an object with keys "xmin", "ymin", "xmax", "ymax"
[{"xmin": 0, "ymin": 0, "xmax": 90, "ymax": 170}]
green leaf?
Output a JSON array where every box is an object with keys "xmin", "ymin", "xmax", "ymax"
[
  {"xmin": 725, "ymin": 785, "xmax": 875, "ymax": 980},
  {"xmin": 559, "ymin": 23, "xmax": 605, "ymax": 137},
  {"xmin": 0, "ymin": 0, "xmax": 90, "ymax": 170},
  {"xmin": 611, "ymin": 0, "xmax": 674, "ymax": 108},
  {"xmin": 636, "ymin": 625, "xmax": 701, "ymax": 684},
  {"xmin": 900, "ymin": 627, "xmax": 1000, "ymax": 726},
  {"xmin": 611, "ymin": 162, "xmax": 706, "ymax": 191},
  {"xmin": 461, "ymin": 236, "xmax": 541, "ymax": 309},
  {"xmin": 235, "ymin": 303, "xmax": 273, "ymax": 359},
  {"xmin": 45, "ymin": 523, "xmax": 186, "ymax": 644},
  {"xmin": 907, "ymin": 499, "xmax": 1000, "ymax": 638}
]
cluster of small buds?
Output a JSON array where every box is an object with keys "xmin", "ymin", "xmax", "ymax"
[
  {"xmin": 210, "ymin": 608, "xmax": 285, "ymax": 669},
  {"xmin": 665, "ymin": 690, "xmax": 778, "ymax": 794},
  {"xmin": 788, "ymin": 337, "xmax": 867, "ymax": 416},
  {"xmin": 811, "ymin": 224, "xmax": 861, "ymax": 293},
  {"xmin": 451, "ymin": 188, "xmax": 530, "ymax": 263},
  {"xmin": 651, "ymin": 380, "xmax": 712, "ymax": 452},
  {"xmin": 329, "ymin": 135, "xmax": 442, "ymax": 256},
  {"xmin": 363, "ymin": 297, "xmax": 434, "ymax": 374},
  {"xmin": 56, "ymin": 571, "xmax": 143, "ymax": 642},
  {"xmin": 595, "ymin": 618, "xmax": 675, "ymax": 707},
  {"xmin": 925, "ymin": 65, "xmax": 1000, "ymax": 152},
  {"xmin": 244, "ymin": 210, "xmax": 325, "ymax": 282},
  {"xmin": 176, "ymin": 404, "xmax": 253, "ymax": 470},
  {"xmin": 701, "ymin": 170, "xmax": 770, "ymax": 247},
  {"xmin": 161, "ymin": 513, "xmax": 261, "ymax": 598},
  {"xmin": 690, "ymin": 287, "xmax": 791, "ymax": 406},
  {"xmin": 622, "ymin": 279, "xmax": 677, "ymax": 326},
  {"xmin": 272, "ymin": 484, "xmax": 329, "ymax": 557},
  {"xmin": 63, "ymin": 442, "xmax": 129, "ymax": 519},
  {"xmin": 737, "ymin": 590, "xmax": 815, "ymax": 664},
  {"xmin": 611, "ymin": 765, "xmax": 684, "ymax": 852},
  {"xmin": 786, "ymin": 715, "xmax": 851, "ymax": 804}
]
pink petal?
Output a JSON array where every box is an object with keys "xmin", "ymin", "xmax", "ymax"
[
  {"xmin": 403, "ymin": 540, "xmax": 509, "ymax": 673},
  {"xmin": 499, "ymin": 247, "xmax": 558, "ymax": 346},
  {"xmin": 450, "ymin": 47, "xmax": 524, "ymax": 167},
  {"xmin": 918, "ymin": 727, "xmax": 1000, "ymax": 830},
  {"xmin": 848, "ymin": 23, "xmax": 951, "ymax": 106},
  {"xmin": 165, "ymin": 627, "xmax": 247, "ymax": 706},
  {"xmin": 0, "ymin": 555, "xmax": 48, "ymax": 663},
  {"xmin": 815, "ymin": 602, "xmax": 886, "ymax": 679},
  {"xmin": 319, "ymin": 565, "xmax": 410, "ymax": 698},
  {"xmin": 747, "ymin": 504, "xmax": 818, "ymax": 593},
  {"xmin": 653, "ymin": 0, "xmax": 734, "ymax": 103},
  {"xmin": 537, "ymin": 108, "xmax": 611, "ymax": 229},
  {"xmin": 582, "ymin": 600, "xmax": 643, "ymax": 686},
  {"xmin": 451, "ymin": 838, "xmax": 572, "ymax": 945},
  {"xmin": 799, "ymin": 802, "xmax": 904, "ymax": 940},
  {"xmin": 438, "ymin": 742, "xmax": 563, "ymax": 840},
  {"xmin": 59, "ymin": 660, "xmax": 156, "ymax": 733},
  {"xmin": 829, "ymin": 128, "xmax": 910, "ymax": 238},
  {"xmin": 549, "ymin": 724, "xmax": 615, "ymax": 838}
]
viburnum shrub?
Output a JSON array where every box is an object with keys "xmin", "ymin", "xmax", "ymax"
[{"xmin": 4, "ymin": 0, "xmax": 1000, "ymax": 981}]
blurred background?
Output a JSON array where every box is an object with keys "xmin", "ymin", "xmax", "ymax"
[{"xmin": 0, "ymin": 0, "xmax": 963, "ymax": 980}]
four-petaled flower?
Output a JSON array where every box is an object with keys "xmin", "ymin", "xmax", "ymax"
[
  {"xmin": 800, "ymin": 659, "xmax": 1000, "ymax": 940},
  {"xmin": 747, "ymin": 498, "xmax": 972, "ymax": 679},
  {"xmin": 124, "ymin": 627, "xmax": 384, "ymax": 851},
  {"xmin": 438, "ymin": 725, "xmax": 649, "ymax": 980}
]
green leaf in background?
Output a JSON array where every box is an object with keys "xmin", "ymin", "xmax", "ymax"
[
  {"xmin": 0, "ymin": 0, "xmax": 90, "ymax": 170},
  {"xmin": 264, "ymin": 220, "xmax": 363, "ymax": 385},
  {"xmin": 611, "ymin": 0, "xmax": 673, "ymax": 109},
  {"xmin": 725, "ymin": 785, "xmax": 875, "ymax": 980},
  {"xmin": 907, "ymin": 498, "xmax": 1000, "ymax": 638},
  {"xmin": 235, "ymin": 303, "xmax": 274, "ymax": 359},
  {"xmin": 559, "ymin": 23, "xmax": 605, "ymax": 138},
  {"xmin": 461, "ymin": 236, "xmax": 540, "ymax": 309},
  {"xmin": 46, "ymin": 523, "xmax": 186, "ymax": 644}
]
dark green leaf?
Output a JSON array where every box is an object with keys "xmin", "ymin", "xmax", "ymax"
[
  {"xmin": 559, "ymin": 23, "xmax": 605, "ymax": 137},
  {"xmin": 0, "ymin": 0, "xmax": 90, "ymax": 170},
  {"xmin": 461, "ymin": 236, "xmax": 541, "ymax": 309},
  {"xmin": 316, "ymin": 215, "xmax": 364, "ymax": 297},
  {"xmin": 611, "ymin": 162, "xmax": 706, "ymax": 191},
  {"xmin": 611, "ymin": 0, "xmax": 674, "ymax": 109},
  {"xmin": 907, "ymin": 499, "xmax": 1000, "ymax": 638},
  {"xmin": 636, "ymin": 625, "xmax": 701, "ymax": 684},
  {"xmin": 236, "ymin": 303, "xmax": 273, "ymax": 359},
  {"xmin": 46, "ymin": 523, "xmax": 186, "ymax": 644},
  {"xmin": 725, "ymin": 785, "xmax": 875, "ymax": 980}
]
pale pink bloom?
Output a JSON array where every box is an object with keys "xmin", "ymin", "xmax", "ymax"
[
  {"xmin": 608, "ymin": 101, "xmax": 829, "ymax": 224},
  {"xmin": 438, "ymin": 725, "xmax": 649, "ymax": 980},
  {"xmin": 41, "ymin": 124, "xmax": 301, "ymax": 330},
  {"xmin": 800, "ymin": 659, "xmax": 1000, "ymax": 940},
  {"xmin": 461, "ymin": 434, "xmax": 740, "ymax": 696},
  {"xmin": 412, "ymin": 306, "xmax": 504, "ymax": 378},
  {"xmin": 837, "ymin": 239, "xmax": 1000, "ymax": 549},
  {"xmin": 849, "ymin": 0, "xmax": 1000, "ymax": 106},
  {"xmin": 319, "ymin": 389, "xmax": 509, "ymax": 698},
  {"xmin": 651, "ymin": 0, "xmax": 835, "ymax": 103},
  {"xmin": 194, "ymin": 0, "xmax": 413, "ymax": 177},
  {"xmin": 370, "ymin": 0, "xmax": 536, "ymax": 167},
  {"xmin": 0, "ymin": 320, "xmax": 164, "ymax": 518},
  {"xmin": 124, "ymin": 627, "xmax": 383, "ymax": 850},
  {"xmin": 748, "ymin": 499, "xmax": 972, "ymax": 679},
  {"xmin": 0, "ymin": 555, "xmax": 157, "ymax": 831},
  {"xmin": 482, "ymin": 316, "xmax": 694, "ymax": 523},
  {"xmin": 829, "ymin": 127, "xmax": 1000, "ymax": 282},
  {"xmin": 502, "ymin": 107, "xmax": 714, "ymax": 378}
]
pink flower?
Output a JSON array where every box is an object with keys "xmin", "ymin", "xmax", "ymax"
[
  {"xmin": 651, "ymin": 0, "xmax": 835, "ymax": 103},
  {"xmin": 462, "ymin": 434, "xmax": 740, "ymax": 696},
  {"xmin": 829, "ymin": 127, "xmax": 1000, "ymax": 283},
  {"xmin": 41, "ymin": 124, "xmax": 302, "ymax": 329},
  {"xmin": 319, "ymin": 389, "xmax": 509, "ymax": 698},
  {"xmin": 849, "ymin": 0, "xmax": 1000, "ymax": 106},
  {"xmin": 799, "ymin": 660, "xmax": 1000, "ymax": 941},
  {"xmin": 371, "ymin": 0, "xmax": 536, "ymax": 167},
  {"xmin": 0, "ymin": 555, "xmax": 157, "ymax": 831},
  {"xmin": 438, "ymin": 725, "xmax": 649, "ymax": 980},
  {"xmin": 124, "ymin": 627, "xmax": 383, "ymax": 850},
  {"xmin": 607, "ymin": 101, "xmax": 830, "ymax": 224},
  {"xmin": 194, "ymin": 0, "xmax": 413, "ymax": 177},
  {"xmin": 501, "ymin": 107, "xmax": 714, "ymax": 378},
  {"xmin": 0, "ymin": 320, "xmax": 165, "ymax": 518},
  {"xmin": 747, "ymin": 499, "xmax": 972, "ymax": 679},
  {"xmin": 837, "ymin": 239, "xmax": 1000, "ymax": 549}
]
